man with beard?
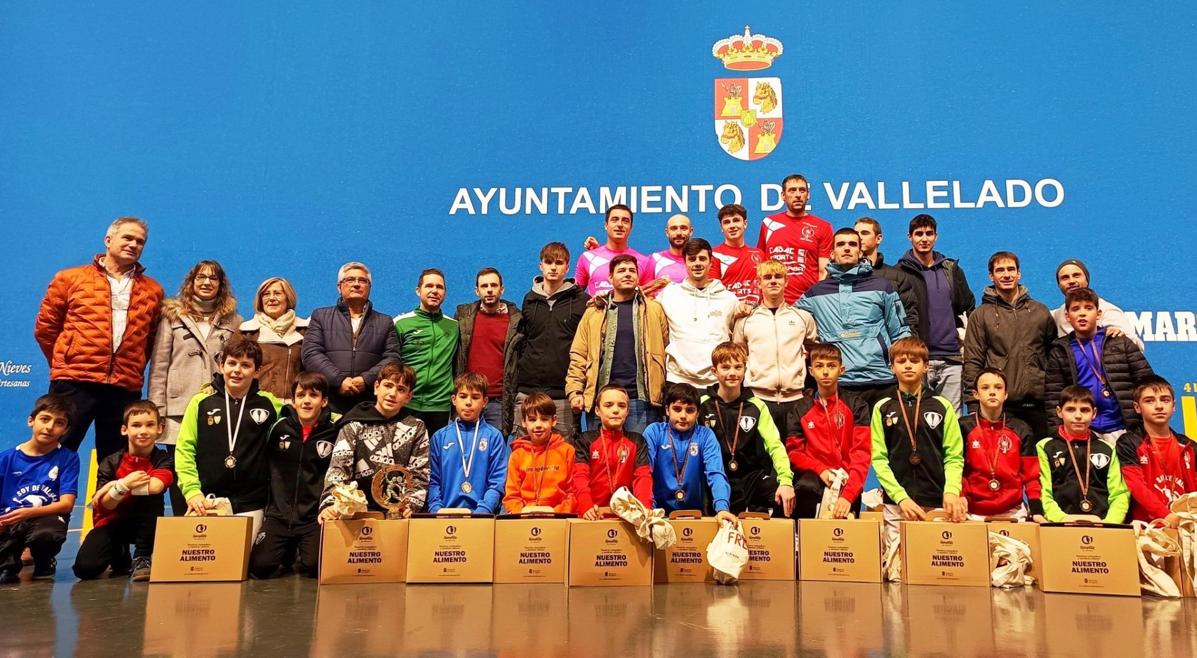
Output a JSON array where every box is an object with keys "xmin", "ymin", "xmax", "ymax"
[
  {"xmin": 575, "ymin": 204, "xmax": 654, "ymax": 297},
  {"xmin": 455, "ymin": 268, "xmax": 521, "ymax": 433},
  {"xmin": 757, "ymin": 174, "xmax": 832, "ymax": 303},
  {"xmin": 395, "ymin": 269, "xmax": 459, "ymax": 434},
  {"xmin": 1050, "ymin": 259, "xmax": 1143, "ymax": 350}
]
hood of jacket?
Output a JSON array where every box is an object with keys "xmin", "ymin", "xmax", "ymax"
[
  {"xmin": 980, "ymin": 285, "xmax": 1032, "ymax": 310},
  {"xmin": 510, "ymin": 431, "xmax": 569, "ymax": 453},
  {"xmin": 530, "ymin": 277, "xmax": 581, "ymax": 300},
  {"xmin": 209, "ymin": 372, "xmax": 261, "ymax": 398},
  {"xmin": 899, "ymin": 249, "xmax": 948, "ymax": 271},
  {"xmin": 340, "ymin": 400, "xmax": 401, "ymax": 424},
  {"xmin": 677, "ymin": 278, "xmax": 731, "ymax": 297},
  {"xmin": 161, "ymin": 296, "xmax": 239, "ymax": 324},
  {"xmin": 826, "ymin": 259, "xmax": 874, "ymax": 282}
]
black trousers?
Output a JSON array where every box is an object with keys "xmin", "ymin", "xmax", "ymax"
[
  {"xmin": 840, "ymin": 381, "xmax": 895, "ymax": 417},
  {"xmin": 1005, "ymin": 399, "xmax": 1049, "ymax": 442},
  {"xmin": 794, "ymin": 471, "xmax": 864, "ymax": 519},
  {"xmin": 49, "ymin": 380, "xmax": 141, "ymax": 460},
  {"xmin": 0, "ymin": 515, "xmax": 68, "ymax": 571},
  {"xmin": 160, "ymin": 444, "xmax": 188, "ymax": 517},
  {"xmin": 760, "ymin": 399, "xmax": 800, "ymax": 439},
  {"xmin": 726, "ymin": 468, "xmax": 787, "ymax": 517},
  {"xmin": 72, "ymin": 506, "xmax": 159, "ymax": 579},
  {"xmin": 249, "ymin": 517, "xmax": 321, "ymax": 578}
]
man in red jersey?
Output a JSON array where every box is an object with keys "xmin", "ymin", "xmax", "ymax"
[
  {"xmin": 713, "ymin": 203, "xmax": 765, "ymax": 305},
  {"xmin": 757, "ymin": 174, "xmax": 832, "ymax": 304}
]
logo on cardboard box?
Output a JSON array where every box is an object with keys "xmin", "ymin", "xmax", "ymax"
[
  {"xmin": 1082, "ymin": 534, "xmax": 1094, "ymax": 546},
  {"xmin": 606, "ymin": 529, "xmax": 619, "ymax": 541},
  {"xmin": 832, "ymin": 527, "xmax": 844, "ymax": 539},
  {"xmin": 194, "ymin": 523, "xmax": 208, "ymax": 537},
  {"xmin": 530, "ymin": 526, "xmax": 541, "ymax": 538},
  {"xmin": 682, "ymin": 527, "xmax": 693, "ymax": 538},
  {"xmin": 445, "ymin": 525, "xmax": 457, "ymax": 537}
]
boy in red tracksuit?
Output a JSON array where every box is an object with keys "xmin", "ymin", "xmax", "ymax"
[
  {"xmin": 786, "ymin": 343, "xmax": 871, "ymax": 518},
  {"xmin": 572, "ymin": 385, "xmax": 653, "ymax": 519},
  {"xmin": 1117, "ymin": 376, "xmax": 1197, "ymax": 526},
  {"xmin": 958, "ymin": 368, "xmax": 1042, "ymax": 520}
]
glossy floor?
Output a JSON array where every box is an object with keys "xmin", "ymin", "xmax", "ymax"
[{"xmin": 6, "ymin": 562, "xmax": 1196, "ymax": 657}]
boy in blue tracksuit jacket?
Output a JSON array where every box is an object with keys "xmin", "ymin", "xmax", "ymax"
[
  {"xmin": 427, "ymin": 373, "xmax": 509, "ymax": 514},
  {"xmin": 644, "ymin": 383, "xmax": 737, "ymax": 524}
]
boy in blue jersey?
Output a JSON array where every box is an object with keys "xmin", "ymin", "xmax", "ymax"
[
  {"xmin": 427, "ymin": 372, "xmax": 509, "ymax": 514},
  {"xmin": 0, "ymin": 394, "xmax": 80, "ymax": 583},
  {"xmin": 644, "ymin": 382, "xmax": 736, "ymax": 523}
]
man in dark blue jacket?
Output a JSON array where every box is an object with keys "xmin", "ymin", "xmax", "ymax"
[{"xmin": 301, "ymin": 262, "xmax": 402, "ymax": 413}]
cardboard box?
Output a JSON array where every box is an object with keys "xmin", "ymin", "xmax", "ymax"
[
  {"xmin": 901, "ymin": 520, "xmax": 990, "ymax": 587},
  {"xmin": 143, "ymin": 583, "xmax": 245, "ymax": 654},
  {"xmin": 986, "ymin": 519, "xmax": 1042, "ymax": 586},
  {"xmin": 406, "ymin": 515, "xmax": 496, "ymax": 583},
  {"xmin": 567, "ymin": 518, "xmax": 653, "ymax": 586},
  {"xmin": 493, "ymin": 515, "xmax": 571, "ymax": 584},
  {"xmin": 319, "ymin": 514, "xmax": 409, "ymax": 584},
  {"xmin": 859, "ymin": 511, "xmax": 884, "ymax": 524},
  {"xmin": 149, "ymin": 516, "xmax": 253, "ymax": 582},
  {"xmin": 312, "ymin": 583, "xmax": 406, "ymax": 655},
  {"xmin": 799, "ymin": 518, "xmax": 883, "ymax": 583},
  {"xmin": 1038, "ymin": 523, "xmax": 1140, "ymax": 596},
  {"xmin": 738, "ymin": 513, "xmax": 796, "ymax": 580},
  {"xmin": 654, "ymin": 511, "xmax": 718, "ymax": 583}
]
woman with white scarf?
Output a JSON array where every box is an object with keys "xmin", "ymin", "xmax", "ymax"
[
  {"xmin": 149, "ymin": 260, "xmax": 241, "ymax": 514},
  {"xmin": 239, "ymin": 277, "xmax": 309, "ymax": 402}
]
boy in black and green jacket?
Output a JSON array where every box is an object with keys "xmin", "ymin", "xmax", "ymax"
[
  {"xmin": 249, "ymin": 372, "xmax": 341, "ymax": 578},
  {"xmin": 1037, "ymin": 384, "xmax": 1129, "ymax": 523},
  {"xmin": 176, "ymin": 337, "xmax": 282, "ymax": 539},
  {"xmin": 871, "ymin": 337, "xmax": 966, "ymax": 543}
]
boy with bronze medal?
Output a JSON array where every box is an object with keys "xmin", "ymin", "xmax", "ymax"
[
  {"xmin": 1037, "ymin": 385, "xmax": 1129, "ymax": 522},
  {"xmin": 958, "ymin": 368, "xmax": 1042, "ymax": 521},
  {"xmin": 644, "ymin": 383, "xmax": 736, "ymax": 522}
]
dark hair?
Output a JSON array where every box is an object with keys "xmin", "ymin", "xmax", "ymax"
[
  {"xmin": 29, "ymin": 394, "xmax": 73, "ymax": 424},
  {"xmin": 1065, "ymin": 287, "xmax": 1100, "ymax": 311},
  {"xmin": 475, "ymin": 267, "xmax": 502, "ymax": 286},
  {"xmin": 220, "ymin": 335, "xmax": 263, "ymax": 368},
  {"xmin": 1058, "ymin": 385, "xmax": 1096, "ymax": 409},
  {"xmin": 454, "ymin": 371, "xmax": 488, "ymax": 396},
  {"xmin": 854, "ymin": 217, "xmax": 882, "ymax": 235},
  {"xmin": 664, "ymin": 382, "xmax": 700, "ymax": 408},
  {"xmin": 605, "ymin": 203, "xmax": 634, "ymax": 224},
  {"xmin": 519, "ymin": 392, "xmax": 558, "ymax": 421},
  {"xmin": 294, "ymin": 372, "xmax": 329, "ymax": 398},
  {"xmin": 122, "ymin": 399, "xmax": 161, "ymax": 425},
  {"xmin": 609, "ymin": 253, "xmax": 639, "ymax": 275},
  {"xmin": 417, "ymin": 268, "xmax": 446, "ymax": 288},
  {"xmin": 908, "ymin": 214, "xmax": 937, "ymax": 234},
  {"xmin": 377, "ymin": 362, "xmax": 416, "ymax": 389},
  {"xmin": 682, "ymin": 238, "xmax": 712, "ymax": 260},
  {"xmin": 808, "ymin": 342, "xmax": 843, "ymax": 365},
  {"xmin": 717, "ymin": 203, "xmax": 748, "ymax": 222},
  {"xmin": 974, "ymin": 367, "xmax": 1007, "ymax": 389},
  {"xmin": 1134, "ymin": 375, "xmax": 1175, "ymax": 402},
  {"xmin": 987, "ymin": 251, "xmax": 1020, "ymax": 273},
  {"xmin": 833, "ymin": 227, "xmax": 860, "ymax": 241},
  {"xmin": 179, "ymin": 259, "xmax": 237, "ymax": 321},
  {"xmin": 540, "ymin": 241, "xmax": 570, "ymax": 263},
  {"xmin": 781, "ymin": 174, "xmax": 808, "ymax": 189}
]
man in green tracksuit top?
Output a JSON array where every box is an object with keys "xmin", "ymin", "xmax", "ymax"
[{"xmin": 394, "ymin": 268, "xmax": 459, "ymax": 435}]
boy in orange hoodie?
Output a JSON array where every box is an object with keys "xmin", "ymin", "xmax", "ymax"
[{"xmin": 504, "ymin": 393, "xmax": 577, "ymax": 513}]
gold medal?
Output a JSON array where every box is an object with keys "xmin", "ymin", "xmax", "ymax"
[
  {"xmin": 224, "ymin": 454, "xmax": 237, "ymax": 469},
  {"xmin": 461, "ymin": 481, "xmax": 473, "ymax": 494}
]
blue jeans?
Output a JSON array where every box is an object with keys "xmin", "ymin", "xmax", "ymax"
[
  {"xmin": 482, "ymin": 399, "xmax": 502, "ymax": 429},
  {"xmin": 585, "ymin": 398, "xmax": 661, "ymax": 435}
]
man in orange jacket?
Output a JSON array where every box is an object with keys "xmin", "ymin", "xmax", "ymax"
[
  {"xmin": 34, "ymin": 217, "xmax": 164, "ymax": 459},
  {"xmin": 504, "ymin": 393, "xmax": 577, "ymax": 513}
]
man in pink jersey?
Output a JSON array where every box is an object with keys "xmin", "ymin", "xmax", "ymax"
[
  {"xmin": 712, "ymin": 203, "xmax": 764, "ymax": 305},
  {"xmin": 574, "ymin": 204, "xmax": 654, "ymax": 296},
  {"xmin": 757, "ymin": 174, "xmax": 832, "ymax": 304},
  {"xmin": 648, "ymin": 213, "xmax": 723, "ymax": 286}
]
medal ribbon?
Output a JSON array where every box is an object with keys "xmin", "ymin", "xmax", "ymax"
[
  {"xmin": 667, "ymin": 426, "xmax": 694, "ymax": 493},
  {"xmin": 715, "ymin": 400, "xmax": 744, "ymax": 460},
  {"xmin": 1076, "ymin": 337, "xmax": 1109, "ymax": 389},
  {"xmin": 225, "ymin": 391, "xmax": 248, "ymax": 459},
  {"xmin": 976, "ymin": 414, "xmax": 1006, "ymax": 483},
  {"xmin": 896, "ymin": 392, "xmax": 922, "ymax": 460},
  {"xmin": 600, "ymin": 430, "xmax": 625, "ymax": 495},
  {"xmin": 454, "ymin": 419, "xmax": 481, "ymax": 484},
  {"xmin": 1063, "ymin": 435, "xmax": 1093, "ymax": 506},
  {"xmin": 819, "ymin": 395, "xmax": 844, "ymax": 457}
]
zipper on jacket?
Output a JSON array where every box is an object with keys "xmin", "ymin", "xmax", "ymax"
[{"xmin": 772, "ymin": 310, "xmax": 782, "ymax": 401}]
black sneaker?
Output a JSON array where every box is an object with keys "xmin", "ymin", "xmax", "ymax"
[
  {"xmin": 31, "ymin": 557, "xmax": 56, "ymax": 580},
  {"xmin": 0, "ymin": 568, "xmax": 19, "ymax": 584},
  {"xmin": 130, "ymin": 557, "xmax": 151, "ymax": 582}
]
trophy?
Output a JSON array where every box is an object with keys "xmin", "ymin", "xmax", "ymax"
[{"xmin": 371, "ymin": 464, "xmax": 414, "ymax": 520}]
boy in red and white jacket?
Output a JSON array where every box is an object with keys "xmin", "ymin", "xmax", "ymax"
[
  {"xmin": 1116, "ymin": 376, "xmax": 1197, "ymax": 526},
  {"xmin": 958, "ymin": 368, "xmax": 1041, "ymax": 520},
  {"xmin": 786, "ymin": 343, "xmax": 871, "ymax": 518},
  {"xmin": 572, "ymin": 385, "xmax": 653, "ymax": 519}
]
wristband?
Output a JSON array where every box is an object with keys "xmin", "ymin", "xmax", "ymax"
[{"xmin": 111, "ymin": 482, "xmax": 130, "ymax": 499}]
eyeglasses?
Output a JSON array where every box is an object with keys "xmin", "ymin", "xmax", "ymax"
[
  {"xmin": 194, "ymin": 274, "xmax": 220, "ymax": 283},
  {"xmin": 340, "ymin": 277, "xmax": 370, "ymax": 286}
]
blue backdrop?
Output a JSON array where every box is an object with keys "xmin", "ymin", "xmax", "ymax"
[{"xmin": 2, "ymin": 2, "xmax": 1195, "ymax": 451}]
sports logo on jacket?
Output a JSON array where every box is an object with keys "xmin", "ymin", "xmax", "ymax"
[
  {"xmin": 922, "ymin": 411, "xmax": 943, "ymax": 430},
  {"xmin": 1090, "ymin": 453, "xmax": 1111, "ymax": 469},
  {"xmin": 739, "ymin": 415, "xmax": 757, "ymax": 433},
  {"xmin": 885, "ymin": 411, "xmax": 899, "ymax": 427},
  {"xmin": 250, "ymin": 408, "xmax": 271, "ymax": 425},
  {"xmin": 999, "ymin": 437, "xmax": 1012, "ymax": 454},
  {"xmin": 277, "ymin": 435, "xmax": 292, "ymax": 451},
  {"xmin": 689, "ymin": 443, "xmax": 700, "ymax": 457},
  {"xmin": 316, "ymin": 440, "xmax": 334, "ymax": 459},
  {"xmin": 479, "ymin": 438, "xmax": 488, "ymax": 452},
  {"xmin": 207, "ymin": 409, "xmax": 222, "ymax": 426},
  {"xmin": 712, "ymin": 26, "xmax": 784, "ymax": 161},
  {"xmin": 48, "ymin": 466, "xmax": 58, "ymax": 481}
]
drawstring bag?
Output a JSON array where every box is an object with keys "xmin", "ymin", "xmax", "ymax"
[
  {"xmin": 329, "ymin": 481, "xmax": 369, "ymax": 518},
  {"xmin": 988, "ymin": 531, "xmax": 1034, "ymax": 588},
  {"xmin": 610, "ymin": 486, "xmax": 677, "ymax": 549},
  {"xmin": 819, "ymin": 469, "xmax": 848, "ymax": 519},
  {"xmin": 1169, "ymin": 492, "xmax": 1197, "ymax": 594},
  {"xmin": 185, "ymin": 494, "xmax": 234, "ymax": 517},
  {"xmin": 706, "ymin": 518, "xmax": 750, "ymax": 584},
  {"xmin": 1133, "ymin": 520, "xmax": 1182, "ymax": 598}
]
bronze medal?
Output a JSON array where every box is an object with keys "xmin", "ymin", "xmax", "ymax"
[
  {"xmin": 461, "ymin": 481, "xmax": 473, "ymax": 494},
  {"xmin": 728, "ymin": 459, "xmax": 738, "ymax": 472},
  {"xmin": 909, "ymin": 453, "xmax": 922, "ymax": 465},
  {"xmin": 1079, "ymin": 498, "xmax": 1093, "ymax": 513},
  {"xmin": 674, "ymin": 489, "xmax": 686, "ymax": 501},
  {"xmin": 988, "ymin": 478, "xmax": 1001, "ymax": 492},
  {"xmin": 224, "ymin": 454, "xmax": 237, "ymax": 469}
]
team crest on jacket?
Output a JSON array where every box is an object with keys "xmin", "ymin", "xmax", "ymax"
[
  {"xmin": 48, "ymin": 466, "xmax": 58, "ymax": 481},
  {"xmin": 207, "ymin": 409, "xmax": 222, "ymax": 426},
  {"xmin": 922, "ymin": 411, "xmax": 943, "ymax": 430},
  {"xmin": 712, "ymin": 26, "xmax": 783, "ymax": 161},
  {"xmin": 250, "ymin": 408, "xmax": 270, "ymax": 425},
  {"xmin": 592, "ymin": 449, "xmax": 600, "ymax": 460},
  {"xmin": 1090, "ymin": 453, "xmax": 1111, "ymax": 469},
  {"xmin": 479, "ymin": 438, "xmax": 488, "ymax": 452},
  {"xmin": 999, "ymin": 437, "xmax": 1013, "ymax": 453},
  {"xmin": 689, "ymin": 443, "xmax": 700, "ymax": 457},
  {"xmin": 885, "ymin": 411, "xmax": 899, "ymax": 427},
  {"xmin": 316, "ymin": 440, "xmax": 333, "ymax": 459},
  {"xmin": 739, "ymin": 415, "xmax": 757, "ymax": 433},
  {"xmin": 277, "ymin": 435, "xmax": 292, "ymax": 451},
  {"xmin": 618, "ymin": 446, "xmax": 630, "ymax": 463}
]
